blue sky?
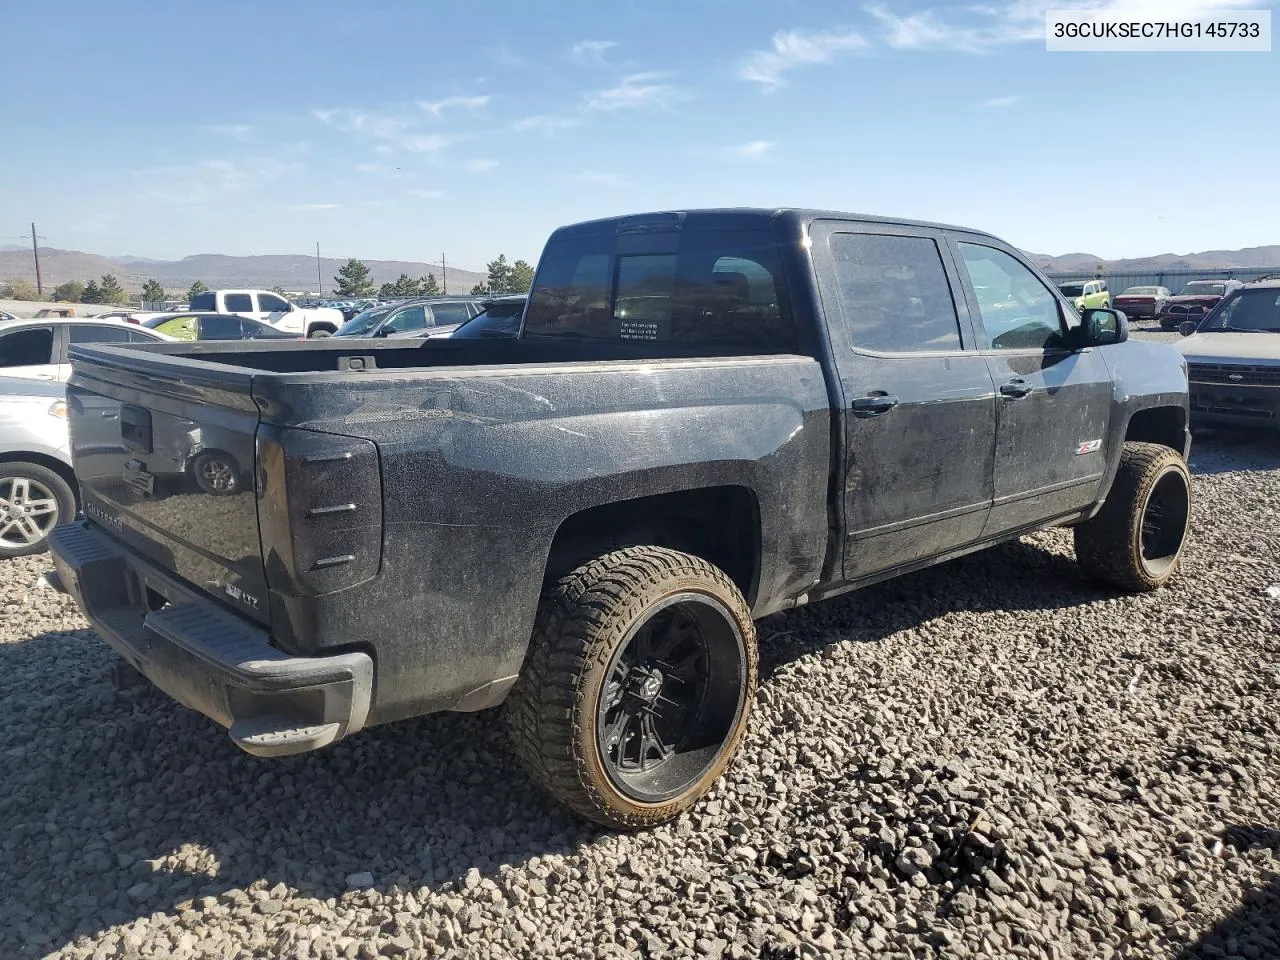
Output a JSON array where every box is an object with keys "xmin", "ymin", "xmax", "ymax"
[{"xmin": 2, "ymin": 0, "xmax": 1276, "ymax": 271}]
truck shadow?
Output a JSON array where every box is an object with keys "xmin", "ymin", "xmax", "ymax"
[
  {"xmin": 0, "ymin": 535, "xmax": 1160, "ymax": 954},
  {"xmin": 758, "ymin": 534, "xmax": 1100, "ymax": 678},
  {"xmin": 1175, "ymin": 828, "xmax": 1280, "ymax": 958}
]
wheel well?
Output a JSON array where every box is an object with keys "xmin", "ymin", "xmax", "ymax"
[
  {"xmin": 1124, "ymin": 407, "xmax": 1186, "ymax": 452},
  {"xmin": 544, "ymin": 487, "xmax": 761, "ymax": 605},
  {"xmin": 0, "ymin": 453, "xmax": 79, "ymax": 507},
  {"xmin": 308, "ymin": 323, "xmax": 336, "ymax": 336}
]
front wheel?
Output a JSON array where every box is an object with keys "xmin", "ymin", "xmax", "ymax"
[
  {"xmin": 507, "ymin": 547, "xmax": 757, "ymax": 829},
  {"xmin": 1074, "ymin": 442, "xmax": 1191, "ymax": 592}
]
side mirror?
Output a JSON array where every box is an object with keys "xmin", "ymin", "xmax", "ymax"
[
  {"xmin": 1178, "ymin": 321, "xmax": 1198, "ymax": 337},
  {"xmin": 1078, "ymin": 307, "xmax": 1128, "ymax": 347}
]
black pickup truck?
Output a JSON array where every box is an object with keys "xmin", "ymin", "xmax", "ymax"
[{"xmin": 49, "ymin": 209, "xmax": 1192, "ymax": 829}]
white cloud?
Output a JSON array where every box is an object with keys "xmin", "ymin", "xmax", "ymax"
[
  {"xmin": 740, "ymin": 29, "xmax": 867, "ymax": 89},
  {"xmin": 567, "ymin": 170, "xmax": 631, "ymax": 188},
  {"xmin": 464, "ymin": 159, "xmax": 499, "ymax": 173},
  {"xmin": 313, "ymin": 108, "xmax": 412, "ymax": 140},
  {"xmin": 586, "ymin": 72, "xmax": 685, "ymax": 111},
  {"xmin": 980, "ymin": 95, "xmax": 1022, "ymax": 108},
  {"xmin": 403, "ymin": 134, "xmax": 454, "ymax": 154},
  {"xmin": 408, "ymin": 189, "xmax": 445, "ymax": 199},
  {"xmin": 290, "ymin": 203, "xmax": 340, "ymax": 212},
  {"xmin": 206, "ymin": 124, "xmax": 254, "ymax": 141},
  {"xmin": 513, "ymin": 114, "xmax": 582, "ymax": 133},
  {"xmin": 569, "ymin": 40, "xmax": 618, "ymax": 64},
  {"xmin": 129, "ymin": 155, "xmax": 302, "ymax": 206},
  {"xmin": 417, "ymin": 95, "xmax": 491, "ymax": 116},
  {"xmin": 727, "ymin": 140, "xmax": 776, "ymax": 160},
  {"xmin": 354, "ymin": 162, "xmax": 391, "ymax": 174},
  {"xmin": 374, "ymin": 144, "xmax": 394, "ymax": 156}
]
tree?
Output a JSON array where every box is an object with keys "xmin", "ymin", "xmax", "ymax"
[
  {"xmin": 485, "ymin": 254, "xmax": 514, "ymax": 294},
  {"xmin": 0, "ymin": 279, "xmax": 39, "ymax": 300},
  {"xmin": 54, "ymin": 280, "xmax": 85, "ymax": 302},
  {"xmin": 187, "ymin": 280, "xmax": 209, "ymax": 302},
  {"xmin": 99, "ymin": 274, "xmax": 127, "ymax": 305},
  {"xmin": 333, "ymin": 258, "xmax": 375, "ymax": 297},
  {"xmin": 270, "ymin": 285, "xmax": 287, "ymax": 296},
  {"xmin": 81, "ymin": 279, "xmax": 103, "ymax": 304},
  {"xmin": 510, "ymin": 259, "xmax": 535, "ymax": 293},
  {"xmin": 420, "ymin": 273, "xmax": 440, "ymax": 296},
  {"xmin": 141, "ymin": 279, "xmax": 166, "ymax": 305}
]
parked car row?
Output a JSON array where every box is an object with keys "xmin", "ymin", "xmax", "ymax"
[{"xmin": 1055, "ymin": 278, "xmax": 1251, "ymax": 330}]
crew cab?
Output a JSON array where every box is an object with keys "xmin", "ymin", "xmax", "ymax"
[
  {"xmin": 188, "ymin": 289, "xmax": 344, "ymax": 338},
  {"xmin": 49, "ymin": 209, "xmax": 1193, "ymax": 829}
]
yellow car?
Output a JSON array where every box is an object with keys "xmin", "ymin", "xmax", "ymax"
[{"xmin": 1057, "ymin": 279, "xmax": 1111, "ymax": 313}]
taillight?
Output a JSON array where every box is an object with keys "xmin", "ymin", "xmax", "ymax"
[{"xmin": 255, "ymin": 427, "xmax": 383, "ymax": 597}]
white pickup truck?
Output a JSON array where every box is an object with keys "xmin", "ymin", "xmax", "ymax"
[{"xmin": 189, "ymin": 289, "xmax": 344, "ymax": 338}]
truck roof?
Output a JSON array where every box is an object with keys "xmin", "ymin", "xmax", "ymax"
[{"xmin": 548, "ymin": 208, "xmax": 1003, "ymax": 243}]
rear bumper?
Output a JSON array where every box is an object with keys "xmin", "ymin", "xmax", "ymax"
[{"xmin": 48, "ymin": 521, "xmax": 373, "ymax": 757}]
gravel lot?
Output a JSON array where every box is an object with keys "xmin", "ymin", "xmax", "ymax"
[{"xmin": 3, "ymin": 327, "xmax": 1279, "ymax": 959}]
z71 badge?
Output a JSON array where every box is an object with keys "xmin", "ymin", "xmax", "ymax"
[{"xmin": 1076, "ymin": 439, "xmax": 1103, "ymax": 455}]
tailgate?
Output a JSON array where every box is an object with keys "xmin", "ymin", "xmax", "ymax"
[{"xmin": 66, "ymin": 346, "xmax": 269, "ymax": 624}]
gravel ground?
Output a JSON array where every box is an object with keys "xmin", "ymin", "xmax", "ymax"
[{"xmin": 3, "ymin": 340, "xmax": 1279, "ymax": 959}]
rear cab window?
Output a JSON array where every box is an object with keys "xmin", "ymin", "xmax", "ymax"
[
  {"xmin": 523, "ymin": 228, "xmax": 798, "ymax": 354},
  {"xmin": 189, "ymin": 292, "xmax": 216, "ymax": 311}
]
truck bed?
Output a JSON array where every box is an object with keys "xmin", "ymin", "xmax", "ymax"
[{"xmin": 65, "ymin": 336, "xmax": 834, "ymax": 727}]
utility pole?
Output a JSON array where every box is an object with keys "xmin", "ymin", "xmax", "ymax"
[
  {"xmin": 316, "ymin": 242, "xmax": 323, "ymax": 295},
  {"xmin": 31, "ymin": 223, "xmax": 43, "ymax": 297},
  {"xmin": 441, "ymin": 252, "xmax": 447, "ymax": 294}
]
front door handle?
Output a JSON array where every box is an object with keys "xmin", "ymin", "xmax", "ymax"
[
  {"xmin": 1000, "ymin": 379, "xmax": 1033, "ymax": 399},
  {"xmin": 851, "ymin": 394, "xmax": 900, "ymax": 418}
]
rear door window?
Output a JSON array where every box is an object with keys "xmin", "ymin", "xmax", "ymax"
[
  {"xmin": 68, "ymin": 324, "xmax": 133, "ymax": 344},
  {"xmin": 200, "ymin": 315, "xmax": 244, "ymax": 339},
  {"xmin": 429, "ymin": 302, "xmax": 473, "ymax": 325},
  {"xmin": 523, "ymin": 230, "xmax": 796, "ymax": 352},
  {"xmin": 223, "ymin": 293, "xmax": 254, "ymax": 313},
  {"xmin": 0, "ymin": 327, "xmax": 55, "ymax": 366},
  {"xmin": 826, "ymin": 233, "xmax": 962, "ymax": 353}
]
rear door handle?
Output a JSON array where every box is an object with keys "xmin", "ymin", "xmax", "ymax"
[
  {"xmin": 851, "ymin": 394, "xmax": 900, "ymax": 418},
  {"xmin": 1000, "ymin": 380, "xmax": 1033, "ymax": 399}
]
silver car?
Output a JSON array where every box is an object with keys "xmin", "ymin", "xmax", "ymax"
[{"xmin": 0, "ymin": 376, "xmax": 75, "ymax": 556}]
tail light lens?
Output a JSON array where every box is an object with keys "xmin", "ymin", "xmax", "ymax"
[{"xmin": 256, "ymin": 427, "xmax": 383, "ymax": 597}]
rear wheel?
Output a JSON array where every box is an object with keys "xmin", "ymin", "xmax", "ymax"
[
  {"xmin": 1075, "ymin": 442, "xmax": 1191, "ymax": 592},
  {"xmin": 192, "ymin": 451, "xmax": 240, "ymax": 496},
  {"xmin": 507, "ymin": 547, "xmax": 757, "ymax": 829},
  {"xmin": 0, "ymin": 463, "xmax": 76, "ymax": 557}
]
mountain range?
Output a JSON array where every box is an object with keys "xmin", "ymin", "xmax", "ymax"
[
  {"xmin": 3, "ymin": 243, "xmax": 1279, "ymax": 295},
  {"xmin": 1027, "ymin": 245, "xmax": 1280, "ymax": 274},
  {"xmin": 0, "ymin": 247, "xmax": 486, "ymax": 295}
]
